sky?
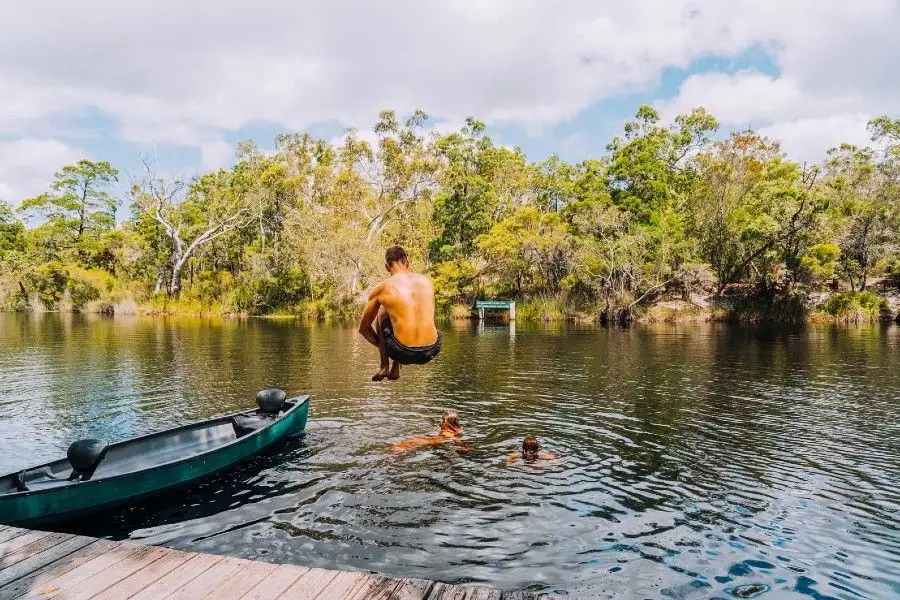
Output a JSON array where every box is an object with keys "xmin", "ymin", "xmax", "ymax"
[{"xmin": 1, "ymin": 0, "xmax": 898, "ymax": 206}]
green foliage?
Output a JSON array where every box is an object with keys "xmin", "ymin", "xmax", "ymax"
[
  {"xmin": 19, "ymin": 160, "xmax": 119, "ymax": 251},
  {"xmin": 823, "ymin": 140, "xmax": 896, "ymax": 291},
  {"xmin": 885, "ymin": 258, "xmax": 900, "ymax": 288},
  {"xmin": 431, "ymin": 259, "xmax": 480, "ymax": 312},
  {"xmin": 229, "ymin": 267, "xmax": 309, "ymax": 315},
  {"xmin": 25, "ymin": 261, "xmax": 69, "ymax": 308},
  {"xmin": 477, "ymin": 206, "xmax": 570, "ymax": 296},
  {"xmin": 515, "ymin": 296, "xmax": 568, "ymax": 322},
  {"xmin": 726, "ymin": 289, "xmax": 809, "ymax": 324},
  {"xmin": 606, "ymin": 105, "xmax": 717, "ymax": 222},
  {"xmin": 429, "ymin": 119, "xmax": 528, "ymax": 263},
  {"xmin": 2, "ymin": 109, "xmax": 898, "ymax": 321},
  {"xmin": 0, "ymin": 201, "xmax": 26, "ymax": 255},
  {"xmin": 800, "ymin": 243, "xmax": 841, "ymax": 288},
  {"xmin": 820, "ymin": 291, "xmax": 889, "ymax": 322}
]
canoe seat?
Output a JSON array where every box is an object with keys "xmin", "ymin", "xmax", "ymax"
[
  {"xmin": 230, "ymin": 389, "xmax": 286, "ymax": 436},
  {"xmin": 257, "ymin": 389, "xmax": 286, "ymax": 414},
  {"xmin": 68, "ymin": 439, "xmax": 109, "ymax": 481},
  {"xmin": 15, "ymin": 467, "xmax": 70, "ymax": 492},
  {"xmin": 231, "ymin": 413, "xmax": 277, "ymax": 436},
  {"xmin": 13, "ymin": 438, "xmax": 109, "ymax": 492}
]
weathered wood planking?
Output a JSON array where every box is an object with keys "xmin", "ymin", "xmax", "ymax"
[
  {"xmin": 0, "ymin": 527, "xmax": 553, "ymax": 600},
  {"xmin": 0, "ymin": 539, "xmax": 118, "ymax": 600},
  {"xmin": 201, "ymin": 558, "xmax": 279, "ymax": 600},
  {"xmin": 129, "ymin": 553, "xmax": 225, "ymax": 600},
  {"xmin": 0, "ymin": 528, "xmax": 29, "ymax": 546},
  {"xmin": 93, "ymin": 547, "xmax": 195, "ymax": 600},
  {"xmin": 0, "ymin": 533, "xmax": 94, "ymax": 588},
  {"xmin": 238, "ymin": 563, "xmax": 309, "ymax": 599}
]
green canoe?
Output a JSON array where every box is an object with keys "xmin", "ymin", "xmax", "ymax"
[{"xmin": 0, "ymin": 390, "xmax": 310, "ymax": 527}]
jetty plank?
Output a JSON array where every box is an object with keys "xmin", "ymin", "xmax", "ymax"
[
  {"xmin": 129, "ymin": 553, "xmax": 224, "ymax": 600},
  {"xmin": 277, "ymin": 566, "xmax": 340, "ymax": 599},
  {"xmin": 21, "ymin": 543, "xmax": 160, "ymax": 599},
  {"xmin": 0, "ymin": 528, "xmax": 29, "ymax": 545},
  {"xmin": 391, "ymin": 578, "xmax": 434, "ymax": 600},
  {"xmin": 164, "ymin": 555, "xmax": 251, "ymax": 600},
  {"xmin": 0, "ymin": 532, "xmax": 74, "ymax": 572},
  {"xmin": 314, "ymin": 571, "xmax": 380, "ymax": 599},
  {"xmin": 201, "ymin": 558, "xmax": 279, "ymax": 600},
  {"xmin": 0, "ymin": 530, "xmax": 54, "ymax": 557},
  {"xmin": 238, "ymin": 563, "xmax": 309, "ymax": 600},
  {"xmin": 0, "ymin": 528, "xmax": 540, "ymax": 600},
  {"xmin": 343, "ymin": 575, "xmax": 403, "ymax": 600},
  {"xmin": 0, "ymin": 540, "xmax": 116, "ymax": 600},
  {"xmin": 93, "ymin": 547, "xmax": 194, "ymax": 600},
  {"xmin": 58, "ymin": 545, "xmax": 171, "ymax": 600},
  {"xmin": 0, "ymin": 534, "xmax": 94, "ymax": 588}
]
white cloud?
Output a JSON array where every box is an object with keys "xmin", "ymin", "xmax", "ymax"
[
  {"xmin": 0, "ymin": 0, "xmax": 896, "ymax": 165},
  {"xmin": 657, "ymin": 1, "xmax": 898, "ymax": 162},
  {"xmin": 0, "ymin": 139, "xmax": 86, "ymax": 205},
  {"xmin": 759, "ymin": 114, "xmax": 874, "ymax": 164},
  {"xmin": 200, "ymin": 140, "xmax": 234, "ymax": 172}
]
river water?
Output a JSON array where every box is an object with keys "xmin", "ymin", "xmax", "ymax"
[{"xmin": 1, "ymin": 313, "xmax": 898, "ymax": 598}]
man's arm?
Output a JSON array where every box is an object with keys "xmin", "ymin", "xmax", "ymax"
[{"xmin": 358, "ymin": 284, "xmax": 383, "ymax": 347}]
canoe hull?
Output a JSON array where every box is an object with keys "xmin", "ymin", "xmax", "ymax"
[{"xmin": 0, "ymin": 396, "xmax": 309, "ymax": 527}]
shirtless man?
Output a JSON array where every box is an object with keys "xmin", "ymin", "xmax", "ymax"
[{"xmin": 358, "ymin": 246, "xmax": 442, "ymax": 381}]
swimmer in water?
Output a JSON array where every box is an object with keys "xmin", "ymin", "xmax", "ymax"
[
  {"xmin": 390, "ymin": 411, "xmax": 473, "ymax": 453},
  {"xmin": 506, "ymin": 435, "xmax": 556, "ymax": 465}
]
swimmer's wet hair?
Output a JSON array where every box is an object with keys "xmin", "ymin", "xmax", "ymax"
[
  {"xmin": 522, "ymin": 435, "xmax": 540, "ymax": 460},
  {"xmin": 441, "ymin": 410, "xmax": 463, "ymax": 434}
]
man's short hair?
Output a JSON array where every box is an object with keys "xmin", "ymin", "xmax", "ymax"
[{"xmin": 385, "ymin": 246, "xmax": 408, "ymax": 266}]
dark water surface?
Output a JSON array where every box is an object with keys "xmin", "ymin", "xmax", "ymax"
[{"xmin": 1, "ymin": 314, "xmax": 898, "ymax": 598}]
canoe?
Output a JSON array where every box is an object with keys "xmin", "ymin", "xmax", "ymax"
[{"xmin": 0, "ymin": 389, "xmax": 310, "ymax": 527}]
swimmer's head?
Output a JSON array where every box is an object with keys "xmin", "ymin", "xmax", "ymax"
[
  {"xmin": 440, "ymin": 410, "xmax": 463, "ymax": 436},
  {"xmin": 522, "ymin": 435, "xmax": 540, "ymax": 461}
]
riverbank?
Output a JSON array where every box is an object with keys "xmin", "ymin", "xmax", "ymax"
[{"xmin": 4, "ymin": 288, "xmax": 899, "ymax": 326}]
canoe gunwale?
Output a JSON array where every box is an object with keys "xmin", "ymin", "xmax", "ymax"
[{"xmin": 0, "ymin": 395, "xmax": 310, "ymax": 502}]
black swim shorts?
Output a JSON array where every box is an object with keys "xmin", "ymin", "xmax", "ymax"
[{"xmin": 379, "ymin": 316, "xmax": 442, "ymax": 365}]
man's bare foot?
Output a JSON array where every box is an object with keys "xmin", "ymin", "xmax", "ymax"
[
  {"xmin": 372, "ymin": 368, "xmax": 390, "ymax": 381},
  {"xmin": 387, "ymin": 362, "xmax": 401, "ymax": 380}
]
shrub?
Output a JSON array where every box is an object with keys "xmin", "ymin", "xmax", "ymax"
[
  {"xmin": 516, "ymin": 295, "xmax": 567, "ymax": 322},
  {"xmin": 0, "ymin": 276, "xmax": 26, "ymax": 311},
  {"xmin": 26, "ymin": 261, "xmax": 69, "ymax": 309},
  {"xmin": 726, "ymin": 288, "xmax": 808, "ymax": 324},
  {"xmin": 885, "ymin": 259, "xmax": 900, "ymax": 289},
  {"xmin": 228, "ymin": 269, "xmax": 310, "ymax": 315},
  {"xmin": 449, "ymin": 303, "xmax": 472, "ymax": 320},
  {"xmin": 819, "ymin": 291, "xmax": 889, "ymax": 322},
  {"xmin": 799, "ymin": 244, "xmax": 840, "ymax": 289}
]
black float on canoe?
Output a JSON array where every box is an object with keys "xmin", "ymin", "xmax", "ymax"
[{"xmin": 0, "ymin": 390, "xmax": 310, "ymax": 526}]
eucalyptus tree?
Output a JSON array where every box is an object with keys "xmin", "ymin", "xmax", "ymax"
[{"xmin": 130, "ymin": 160, "xmax": 256, "ymax": 296}]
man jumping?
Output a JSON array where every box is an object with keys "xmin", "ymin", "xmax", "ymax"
[{"xmin": 358, "ymin": 246, "xmax": 442, "ymax": 381}]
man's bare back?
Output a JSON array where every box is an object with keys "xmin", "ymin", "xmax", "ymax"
[
  {"xmin": 358, "ymin": 246, "xmax": 442, "ymax": 381},
  {"xmin": 375, "ymin": 272, "xmax": 438, "ymax": 347}
]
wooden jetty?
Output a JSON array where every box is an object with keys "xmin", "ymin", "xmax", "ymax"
[{"xmin": 0, "ymin": 525, "xmax": 555, "ymax": 600}]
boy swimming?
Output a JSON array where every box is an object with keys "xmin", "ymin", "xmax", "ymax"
[
  {"xmin": 506, "ymin": 435, "xmax": 556, "ymax": 464},
  {"xmin": 390, "ymin": 411, "xmax": 472, "ymax": 453}
]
